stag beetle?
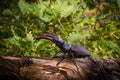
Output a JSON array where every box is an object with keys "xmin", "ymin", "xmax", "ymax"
[{"xmin": 36, "ymin": 34, "xmax": 96, "ymax": 66}]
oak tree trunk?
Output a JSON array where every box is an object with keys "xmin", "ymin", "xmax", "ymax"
[{"xmin": 0, "ymin": 56, "xmax": 120, "ymax": 80}]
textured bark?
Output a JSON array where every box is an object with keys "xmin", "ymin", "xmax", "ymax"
[{"xmin": 0, "ymin": 56, "xmax": 120, "ymax": 80}]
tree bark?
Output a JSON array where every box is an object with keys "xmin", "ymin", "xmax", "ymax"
[{"xmin": 0, "ymin": 56, "xmax": 120, "ymax": 80}]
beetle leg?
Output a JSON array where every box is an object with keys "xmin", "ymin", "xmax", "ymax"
[
  {"xmin": 70, "ymin": 52, "xmax": 76, "ymax": 65},
  {"xmin": 56, "ymin": 53, "xmax": 66, "ymax": 66}
]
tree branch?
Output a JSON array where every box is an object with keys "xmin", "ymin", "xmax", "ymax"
[{"xmin": 0, "ymin": 56, "xmax": 120, "ymax": 80}]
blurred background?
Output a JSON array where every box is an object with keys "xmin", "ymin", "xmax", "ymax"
[{"xmin": 0, "ymin": 0, "xmax": 120, "ymax": 58}]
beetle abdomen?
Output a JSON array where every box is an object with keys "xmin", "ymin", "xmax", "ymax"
[{"xmin": 70, "ymin": 45, "xmax": 90, "ymax": 57}]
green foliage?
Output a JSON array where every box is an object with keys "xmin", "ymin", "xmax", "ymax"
[
  {"xmin": 4, "ymin": 32, "xmax": 38, "ymax": 56},
  {"xmin": 2, "ymin": 31, "xmax": 54, "ymax": 57},
  {"xmin": 0, "ymin": 0, "xmax": 120, "ymax": 58},
  {"xmin": 67, "ymin": 19, "xmax": 120, "ymax": 58}
]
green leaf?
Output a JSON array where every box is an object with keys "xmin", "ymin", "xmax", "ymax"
[
  {"xmin": 2, "ymin": 9, "xmax": 13, "ymax": 15},
  {"xmin": 26, "ymin": 33, "xmax": 34, "ymax": 42}
]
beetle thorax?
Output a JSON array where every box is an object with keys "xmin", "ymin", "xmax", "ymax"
[
  {"xmin": 54, "ymin": 38, "xmax": 71, "ymax": 52},
  {"xmin": 62, "ymin": 43, "xmax": 72, "ymax": 52}
]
